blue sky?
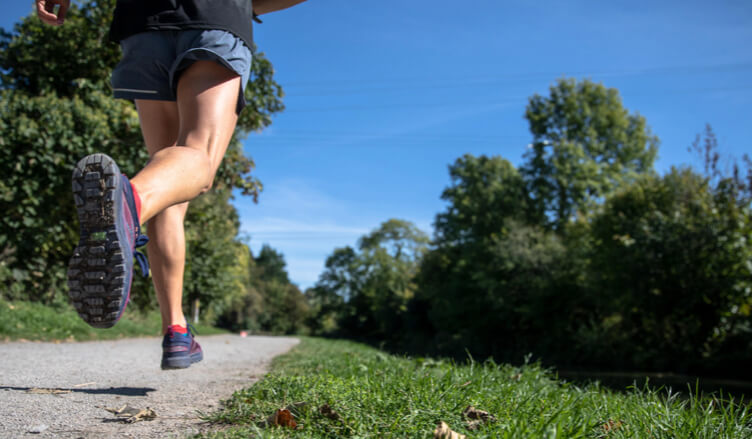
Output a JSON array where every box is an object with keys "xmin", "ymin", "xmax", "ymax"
[{"xmin": 4, "ymin": 1, "xmax": 752, "ymax": 289}]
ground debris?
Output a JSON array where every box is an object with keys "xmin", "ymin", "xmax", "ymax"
[
  {"xmin": 319, "ymin": 403, "xmax": 342, "ymax": 422},
  {"xmin": 434, "ymin": 421, "xmax": 466, "ymax": 439},
  {"xmin": 104, "ymin": 404, "xmax": 157, "ymax": 423},
  {"xmin": 599, "ymin": 419, "xmax": 626, "ymax": 436},
  {"xmin": 462, "ymin": 405, "xmax": 497, "ymax": 430},
  {"xmin": 27, "ymin": 424, "xmax": 48, "ymax": 434},
  {"xmin": 26, "ymin": 388, "xmax": 71, "ymax": 395},
  {"xmin": 262, "ymin": 408, "xmax": 298, "ymax": 429}
]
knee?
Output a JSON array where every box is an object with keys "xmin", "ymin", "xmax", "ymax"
[
  {"xmin": 193, "ymin": 149, "xmax": 215, "ymax": 193},
  {"xmin": 199, "ymin": 169, "xmax": 214, "ymax": 194}
]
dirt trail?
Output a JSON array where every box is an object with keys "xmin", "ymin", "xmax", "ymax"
[{"xmin": 0, "ymin": 335, "xmax": 299, "ymax": 438}]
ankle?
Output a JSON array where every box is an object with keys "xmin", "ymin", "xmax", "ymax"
[{"xmin": 163, "ymin": 318, "xmax": 188, "ymax": 334}]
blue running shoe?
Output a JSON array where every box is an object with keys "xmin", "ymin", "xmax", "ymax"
[
  {"xmin": 161, "ymin": 325, "xmax": 203, "ymax": 370},
  {"xmin": 67, "ymin": 153, "xmax": 149, "ymax": 328}
]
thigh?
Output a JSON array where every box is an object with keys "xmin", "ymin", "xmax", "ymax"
[
  {"xmin": 176, "ymin": 60, "xmax": 241, "ymax": 175},
  {"xmin": 135, "ymin": 100, "xmax": 180, "ymax": 156}
]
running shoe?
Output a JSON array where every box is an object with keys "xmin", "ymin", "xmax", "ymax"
[
  {"xmin": 161, "ymin": 324, "xmax": 203, "ymax": 370},
  {"xmin": 67, "ymin": 153, "xmax": 149, "ymax": 328}
]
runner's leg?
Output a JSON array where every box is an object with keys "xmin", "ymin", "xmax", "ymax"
[
  {"xmin": 130, "ymin": 60, "xmax": 241, "ymax": 332},
  {"xmin": 130, "ymin": 60, "xmax": 240, "ymax": 224},
  {"xmin": 133, "ymin": 100, "xmax": 189, "ymax": 334}
]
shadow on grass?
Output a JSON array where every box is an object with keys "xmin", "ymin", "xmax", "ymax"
[
  {"xmin": 1, "ymin": 385, "xmax": 157, "ymax": 396},
  {"xmin": 325, "ymin": 334, "xmax": 752, "ymax": 401},
  {"xmin": 555, "ymin": 370, "xmax": 752, "ymax": 400}
]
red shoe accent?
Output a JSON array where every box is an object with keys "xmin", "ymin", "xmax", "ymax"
[
  {"xmin": 129, "ymin": 181, "xmax": 142, "ymax": 223},
  {"xmin": 167, "ymin": 325, "xmax": 188, "ymax": 335}
]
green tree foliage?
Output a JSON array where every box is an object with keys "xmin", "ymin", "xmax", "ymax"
[
  {"xmin": 521, "ymin": 78, "xmax": 659, "ymax": 229},
  {"xmin": 251, "ymin": 245, "xmax": 309, "ymax": 334},
  {"xmin": 587, "ymin": 168, "xmax": 752, "ymax": 372},
  {"xmin": 435, "ymin": 154, "xmax": 536, "ymax": 245},
  {"xmin": 416, "ymin": 155, "xmax": 568, "ymax": 358},
  {"xmin": 0, "ymin": 1, "xmax": 284, "ymax": 311},
  {"xmin": 313, "ymin": 219, "xmax": 429, "ymax": 341},
  {"xmin": 182, "ymin": 189, "xmax": 245, "ymax": 321},
  {"xmin": 580, "ymin": 127, "xmax": 752, "ymax": 373}
]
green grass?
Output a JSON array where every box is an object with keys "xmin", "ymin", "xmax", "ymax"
[
  {"xmin": 0, "ymin": 299, "xmax": 227, "ymax": 341},
  {"xmin": 200, "ymin": 338, "xmax": 751, "ymax": 438}
]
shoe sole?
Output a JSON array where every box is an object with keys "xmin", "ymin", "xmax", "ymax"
[
  {"xmin": 161, "ymin": 351, "xmax": 204, "ymax": 370},
  {"xmin": 67, "ymin": 154, "xmax": 132, "ymax": 329}
]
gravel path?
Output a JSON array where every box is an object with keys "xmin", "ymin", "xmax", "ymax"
[{"xmin": 0, "ymin": 335, "xmax": 299, "ymax": 438}]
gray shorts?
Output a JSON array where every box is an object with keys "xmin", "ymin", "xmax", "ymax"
[{"xmin": 111, "ymin": 30, "xmax": 252, "ymax": 114}]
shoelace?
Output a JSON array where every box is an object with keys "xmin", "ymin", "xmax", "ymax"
[{"xmin": 134, "ymin": 234, "xmax": 149, "ymax": 277}]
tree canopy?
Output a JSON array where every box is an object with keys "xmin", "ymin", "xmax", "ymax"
[{"xmin": 521, "ymin": 78, "xmax": 659, "ymax": 229}]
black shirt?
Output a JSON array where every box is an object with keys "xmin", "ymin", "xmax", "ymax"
[{"xmin": 109, "ymin": 0, "xmax": 254, "ymax": 50}]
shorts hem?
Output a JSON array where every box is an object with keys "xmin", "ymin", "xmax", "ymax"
[
  {"xmin": 172, "ymin": 48, "xmax": 248, "ymax": 113},
  {"xmin": 113, "ymin": 90, "xmax": 174, "ymax": 101}
]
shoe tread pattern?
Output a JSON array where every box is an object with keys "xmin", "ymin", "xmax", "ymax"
[{"xmin": 67, "ymin": 154, "xmax": 125, "ymax": 329}]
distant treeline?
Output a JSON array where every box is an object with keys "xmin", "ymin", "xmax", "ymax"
[{"xmin": 306, "ymin": 81, "xmax": 752, "ymax": 380}]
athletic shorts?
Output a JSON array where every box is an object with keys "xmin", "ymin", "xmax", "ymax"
[{"xmin": 111, "ymin": 29, "xmax": 252, "ymax": 114}]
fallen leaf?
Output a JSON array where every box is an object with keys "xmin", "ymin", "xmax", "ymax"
[
  {"xmin": 266, "ymin": 408, "xmax": 297, "ymax": 429},
  {"xmin": 462, "ymin": 405, "xmax": 497, "ymax": 422},
  {"xmin": 601, "ymin": 419, "xmax": 624, "ymax": 434},
  {"xmin": 319, "ymin": 403, "xmax": 342, "ymax": 421},
  {"xmin": 434, "ymin": 421, "xmax": 466, "ymax": 439},
  {"xmin": 462, "ymin": 405, "xmax": 497, "ymax": 430},
  {"xmin": 27, "ymin": 388, "xmax": 71, "ymax": 395},
  {"xmin": 104, "ymin": 404, "xmax": 157, "ymax": 423}
]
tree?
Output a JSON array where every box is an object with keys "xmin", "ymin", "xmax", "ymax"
[
  {"xmin": 251, "ymin": 245, "xmax": 310, "ymax": 334},
  {"xmin": 435, "ymin": 154, "xmax": 537, "ymax": 246},
  {"xmin": 416, "ymin": 154, "xmax": 568, "ymax": 358},
  {"xmin": 589, "ymin": 168, "xmax": 752, "ymax": 372},
  {"xmin": 311, "ymin": 219, "xmax": 429, "ymax": 340},
  {"xmin": 182, "ymin": 189, "xmax": 245, "ymax": 322},
  {"xmin": 0, "ymin": 0, "xmax": 284, "ymax": 306},
  {"xmin": 255, "ymin": 244, "xmax": 291, "ymax": 285},
  {"xmin": 521, "ymin": 78, "xmax": 659, "ymax": 230}
]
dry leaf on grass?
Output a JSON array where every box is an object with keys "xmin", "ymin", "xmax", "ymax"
[
  {"xmin": 601, "ymin": 419, "xmax": 625, "ymax": 435},
  {"xmin": 434, "ymin": 421, "xmax": 466, "ymax": 439},
  {"xmin": 319, "ymin": 403, "xmax": 342, "ymax": 422},
  {"xmin": 264, "ymin": 408, "xmax": 298, "ymax": 429},
  {"xmin": 462, "ymin": 405, "xmax": 497, "ymax": 430},
  {"xmin": 27, "ymin": 388, "xmax": 71, "ymax": 395},
  {"xmin": 104, "ymin": 404, "xmax": 157, "ymax": 423}
]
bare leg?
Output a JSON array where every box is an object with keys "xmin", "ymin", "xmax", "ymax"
[
  {"xmin": 131, "ymin": 60, "xmax": 240, "ymax": 224},
  {"xmin": 149, "ymin": 202, "xmax": 189, "ymax": 333},
  {"xmin": 132, "ymin": 100, "xmax": 188, "ymax": 333},
  {"xmin": 132, "ymin": 61, "xmax": 241, "ymax": 333}
]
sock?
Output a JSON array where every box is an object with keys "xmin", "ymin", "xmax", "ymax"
[
  {"xmin": 168, "ymin": 324, "xmax": 188, "ymax": 335},
  {"xmin": 129, "ymin": 181, "xmax": 142, "ymax": 222}
]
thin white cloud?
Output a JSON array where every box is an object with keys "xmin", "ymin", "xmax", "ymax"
[{"xmin": 242, "ymin": 217, "xmax": 369, "ymax": 236}]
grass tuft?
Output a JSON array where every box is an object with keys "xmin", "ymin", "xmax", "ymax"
[
  {"xmin": 0, "ymin": 299, "xmax": 226, "ymax": 342},
  {"xmin": 199, "ymin": 338, "xmax": 751, "ymax": 438}
]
